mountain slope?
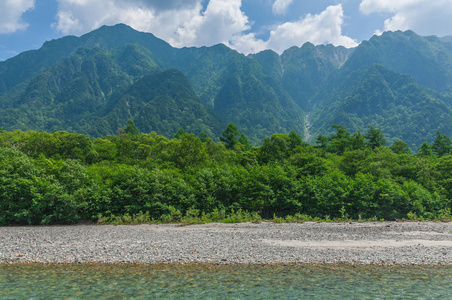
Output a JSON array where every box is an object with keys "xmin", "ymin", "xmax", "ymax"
[
  {"xmin": 0, "ymin": 24, "xmax": 173, "ymax": 96},
  {"xmin": 251, "ymin": 43, "xmax": 353, "ymax": 111},
  {"xmin": 214, "ymin": 69, "xmax": 304, "ymax": 144},
  {"xmin": 0, "ymin": 47, "xmax": 134, "ymax": 133},
  {"xmin": 339, "ymin": 30, "xmax": 452, "ymax": 93},
  {"xmin": 0, "ymin": 25, "xmax": 304, "ymax": 142},
  {"xmin": 94, "ymin": 69, "xmax": 221, "ymax": 138},
  {"xmin": 1, "ymin": 25, "xmax": 452, "ymax": 148},
  {"xmin": 312, "ymin": 64, "xmax": 452, "ymax": 148}
]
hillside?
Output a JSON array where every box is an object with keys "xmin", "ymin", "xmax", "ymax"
[
  {"xmin": 1, "ymin": 24, "xmax": 452, "ymax": 147},
  {"xmin": 313, "ymin": 64, "xmax": 452, "ymax": 148}
]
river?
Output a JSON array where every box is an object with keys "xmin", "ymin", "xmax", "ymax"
[{"xmin": 1, "ymin": 263, "xmax": 451, "ymax": 299}]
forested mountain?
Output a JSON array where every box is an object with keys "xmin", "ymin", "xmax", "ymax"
[
  {"xmin": 313, "ymin": 64, "xmax": 452, "ymax": 148},
  {"xmin": 93, "ymin": 69, "xmax": 221, "ymax": 138},
  {"xmin": 306, "ymin": 31, "xmax": 452, "ymax": 146},
  {"xmin": 1, "ymin": 24, "xmax": 452, "ymax": 148},
  {"xmin": 251, "ymin": 43, "xmax": 353, "ymax": 111},
  {"xmin": 340, "ymin": 31, "xmax": 452, "ymax": 93}
]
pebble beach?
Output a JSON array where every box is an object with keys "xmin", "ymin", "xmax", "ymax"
[{"xmin": 1, "ymin": 222, "xmax": 452, "ymax": 265}]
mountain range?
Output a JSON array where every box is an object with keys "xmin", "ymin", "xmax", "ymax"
[{"xmin": 1, "ymin": 24, "xmax": 452, "ymax": 148}]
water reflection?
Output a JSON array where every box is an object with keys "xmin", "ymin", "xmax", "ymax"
[{"xmin": 1, "ymin": 263, "xmax": 451, "ymax": 299}]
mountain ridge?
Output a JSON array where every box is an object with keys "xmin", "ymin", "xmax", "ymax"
[{"xmin": 1, "ymin": 24, "xmax": 452, "ymax": 148}]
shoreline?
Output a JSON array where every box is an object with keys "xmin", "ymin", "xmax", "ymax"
[{"xmin": 1, "ymin": 222, "xmax": 452, "ymax": 265}]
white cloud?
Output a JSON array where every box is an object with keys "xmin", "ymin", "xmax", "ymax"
[
  {"xmin": 54, "ymin": 0, "xmax": 252, "ymax": 50},
  {"xmin": 230, "ymin": 33, "xmax": 268, "ymax": 54},
  {"xmin": 175, "ymin": 0, "xmax": 250, "ymax": 48},
  {"xmin": 0, "ymin": 0, "xmax": 35, "ymax": 34},
  {"xmin": 265, "ymin": 5, "xmax": 358, "ymax": 53},
  {"xmin": 272, "ymin": 0, "xmax": 294, "ymax": 15},
  {"xmin": 137, "ymin": 0, "xmax": 199, "ymax": 11},
  {"xmin": 53, "ymin": 0, "xmax": 202, "ymax": 39},
  {"xmin": 52, "ymin": 1, "xmax": 357, "ymax": 55},
  {"xmin": 360, "ymin": 0, "xmax": 452, "ymax": 37},
  {"xmin": 359, "ymin": 0, "xmax": 422, "ymax": 14}
]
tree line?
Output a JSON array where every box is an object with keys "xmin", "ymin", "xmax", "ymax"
[{"xmin": 1, "ymin": 123, "xmax": 451, "ymax": 225}]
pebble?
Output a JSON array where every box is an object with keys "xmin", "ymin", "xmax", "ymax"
[{"xmin": 0, "ymin": 222, "xmax": 451, "ymax": 265}]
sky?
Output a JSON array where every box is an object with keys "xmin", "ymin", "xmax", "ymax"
[{"xmin": 1, "ymin": 0, "xmax": 452, "ymax": 61}]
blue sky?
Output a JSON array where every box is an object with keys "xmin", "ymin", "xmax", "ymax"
[{"xmin": 1, "ymin": 0, "xmax": 452, "ymax": 61}]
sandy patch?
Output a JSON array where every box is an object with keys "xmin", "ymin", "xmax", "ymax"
[
  {"xmin": 387, "ymin": 231, "xmax": 451, "ymax": 236},
  {"xmin": 262, "ymin": 239, "xmax": 452, "ymax": 249}
]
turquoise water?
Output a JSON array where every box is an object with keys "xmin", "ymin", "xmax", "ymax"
[{"xmin": 1, "ymin": 264, "xmax": 451, "ymax": 299}]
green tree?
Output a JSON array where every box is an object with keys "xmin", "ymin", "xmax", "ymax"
[
  {"xmin": 259, "ymin": 133, "xmax": 293, "ymax": 162},
  {"xmin": 238, "ymin": 133, "xmax": 251, "ymax": 151},
  {"xmin": 351, "ymin": 130, "xmax": 366, "ymax": 150},
  {"xmin": 220, "ymin": 123, "xmax": 239, "ymax": 150},
  {"xmin": 390, "ymin": 140, "xmax": 411, "ymax": 155},
  {"xmin": 200, "ymin": 132, "xmax": 208, "ymax": 142},
  {"xmin": 417, "ymin": 142, "xmax": 434, "ymax": 156},
  {"xmin": 124, "ymin": 119, "xmax": 139, "ymax": 135},
  {"xmin": 288, "ymin": 129, "xmax": 304, "ymax": 151},
  {"xmin": 315, "ymin": 134, "xmax": 330, "ymax": 151},
  {"xmin": 329, "ymin": 125, "xmax": 352, "ymax": 154},
  {"xmin": 431, "ymin": 130, "xmax": 452, "ymax": 157},
  {"xmin": 365, "ymin": 126, "xmax": 386, "ymax": 149},
  {"xmin": 172, "ymin": 134, "xmax": 207, "ymax": 168},
  {"xmin": 173, "ymin": 128, "xmax": 186, "ymax": 139}
]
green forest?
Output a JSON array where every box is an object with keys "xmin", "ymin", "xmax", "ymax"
[
  {"xmin": 2, "ymin": 25, "xmax": 452, "ymax": 149},
  {"xmin": 1, "ymin": 123, "xmax": 452, "ymax": 225}
]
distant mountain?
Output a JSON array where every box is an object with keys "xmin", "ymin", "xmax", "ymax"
[
  {"xmin": 441, "ymin": 36, "xmax": 452, "ymax": 43},
  {"xmin": 250, "ymin": 43, "xmax": 353, "ymax": 111},
  {"xmin": 1, "ymin": 24, "xmax": 452, "ymax": 148},
  {"xmin": 0, "ymin": 47, "xmax": 133, "ymax": 133},
  {"xmin": 94, "ymin": 69, "xmax": 221, "ymax": 138},
  {"xmin": 313, "ymin": 64, "xmax": 452, "ymax": 148},
  {"xmin": 0, "ymin": 24, "xmax": 173, "ymax": 95},
  {"xmin": 339, "ymin": 31, "xmax": 452, "ymax": 93},
  {"xmin": 0, "ymin": 24, "xmax": 305, "ymax": 143}
]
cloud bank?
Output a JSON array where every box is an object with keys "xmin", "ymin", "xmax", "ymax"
[
  {"xmin": 272, "ymin": 0, "xmax": 294, "ymax": 15},
  {"xmin": 53, "ymin": 0, "xmax": 357, "ymax": 54},
  {"xmin": 0, "ymin": 0, "xmax": 35, "ymax": 34},
  {"xmin": 360, "ymin": 0, "xmax": 452, "ymax": 37},
  {"xmin": 267, "ymin": 5, "xmax": 358, "ymax": 53}
]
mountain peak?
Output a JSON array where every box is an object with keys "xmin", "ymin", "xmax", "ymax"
[
  {"xmin": 83, "ymin": 23, "xmax": 149, "ymax": 39},
  {"xmin": 1, "ymin": 26, "xmax": 452, "ymax": 148}
]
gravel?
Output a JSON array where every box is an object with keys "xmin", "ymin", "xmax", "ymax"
[{"xmin": 1, "ymin": 222, "xmax": 452, "ymax": 265}]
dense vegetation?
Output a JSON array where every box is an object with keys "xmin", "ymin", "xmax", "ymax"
[
  {"xmin": 2, "ymin": 26, "xmax": 452, "ymax": 225},
  {"xmin": 1, "ymin": 125, "xmax": 452, "ymax": 225}
]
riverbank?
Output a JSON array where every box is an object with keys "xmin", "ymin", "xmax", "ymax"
[{"xmin": 1, "ymin": 222, "xmax": 452, "ymax": 265}]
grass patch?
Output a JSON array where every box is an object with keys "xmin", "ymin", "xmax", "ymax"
[{"xmin": 96, "ymin": 208, "xmax": 452, "ymax": 226}]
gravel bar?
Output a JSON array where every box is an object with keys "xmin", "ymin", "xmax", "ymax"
[{"xmin": 1, "ymin": 222, "xmax": 452, "ymax": 265}]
